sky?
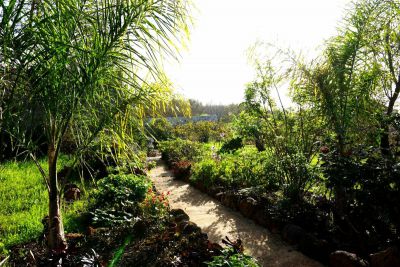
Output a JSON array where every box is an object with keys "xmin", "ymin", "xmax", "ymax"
[{"xmin": 164, "ymin": 0, "xmax": 352, "ymax": 105}]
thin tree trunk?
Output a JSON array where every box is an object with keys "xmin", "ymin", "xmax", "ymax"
[
  {"xmin": 47, "ymin": 142, "xmax": 67, "ymax": 254},
  {"xmin": 380, "ymin": 123, "xmax": 391, "ymax": 156},
  {"xmin": 334, "ymin": 134, "xmax": 346, "ymax": 218},
  {"xmin": 381, "ymin": 73, "xmax": 400, "ymax": 155}
]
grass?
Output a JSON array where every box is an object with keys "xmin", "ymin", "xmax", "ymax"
[{"xmin": 0, "ymin": 155, "xmax": 89, "ymax": 255}]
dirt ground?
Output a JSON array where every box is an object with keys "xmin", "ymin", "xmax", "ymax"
[{"xmin": 149, "ymin": 156, "xmax": 323, "ymax": 267}]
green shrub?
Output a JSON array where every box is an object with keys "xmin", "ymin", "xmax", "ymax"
[
  {"xmin": 159, "ymin": 138, "xmax": 202, "ymax": 166},
  {"xmin": 219, "ymin": 137, "xmax": 243, "ymax": 154},
  {"xmin": 93, "ymin": 174, "xmax": 150, "ymax": 207},
  {"xmin": 271, "ymin": 151, "xmax": 320, "ymax": 201},
  {"xmin": 90, "ymin": 174, "xmax": 151, "ymax": 226},
  {"xmin": 191, "ymin": 159, "xmax": 220, "ymax": 187},
  {"xmin": 222, "ymin": 150, "xmax": 278, "ymax": 189},
  {"xmin": 206, "ymin": 247, "xmax": 260, "ymax": 267},
  {"xmin": 191, "ymin": 149, "xmax": 280, "ymax": 190}
]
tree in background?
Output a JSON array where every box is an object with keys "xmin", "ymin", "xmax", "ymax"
[
  {"xmin": 0, "ymin": 0, "xmax": 190, "ymax": 252},
  {"xmin": 290, "ymin": 0, "xmax": 400, "ymax": 218},
  {"xmin": 238, "ymin": 44, "xmax": 322, "ymax": 200},
  {"xmin": 362, "ymin": 0, "xmax": 400, "ymax": 155}
]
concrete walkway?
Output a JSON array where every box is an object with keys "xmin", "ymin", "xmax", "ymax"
[{"xmin": 149, "ymin": 156, "xmax": 323, "ymax": 267}]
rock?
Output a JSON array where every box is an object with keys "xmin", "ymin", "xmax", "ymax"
[
  {"xmin": 64, "ymin": 184, "xmax": 81, "ymax": 202},
  {"xmin": 170, "ymin": 209, "xmax": 190, "ymax": 222},
  {"xmin": 208, "ymin": 186, "xmax": 224, "ymax": 198},
  {"xmin": 370, "ymin": 246, "xmax": 400, "ymax": 267},
  {"xmin": 221, "ymin": 192, "xmax": 238, "ymax": 210},
  {"xmin": 282, "ymin": 224, "xmax": 307, "ymax": 245},
  {"xmin": 182, "ymin": 221, "xmax": 201, "ymax": 234},
  {"xmin": 299, "ymin": 234, "xmax": 331, "ymax": 263},
  {"xmin": 215, "ymin": 192, "xmax": 225, "ymax": 201},
  {"xmin": 207, "ymin": 241, "xmax": 223, "ymax": 254},
  {"xmin": 238, "ymin": 197, "xmax": 257, "ymax": 218},
  {"xmin": 330, "ymin": 250, "xmax": 369, "ymax": 267},
  {"xmin": 252, "ymin": 209, "xmax": 268, "ymax": 227},
  {"xmin": 195, "ymin": 181, "xmax": 207, "ymax": 192}
]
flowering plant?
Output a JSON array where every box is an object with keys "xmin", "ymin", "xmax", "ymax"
[{"xmin": 141, "ymin": 188, "xmax": 170, "ymax": 218}]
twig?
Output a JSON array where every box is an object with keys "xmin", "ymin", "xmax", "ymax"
[
  {"xmin": 0, "ymin": 256, "xmax": 10, "ymax": 266},
  {"xmin": 30, "ymin": 153, "xmax": 50, "ymax": 192}
]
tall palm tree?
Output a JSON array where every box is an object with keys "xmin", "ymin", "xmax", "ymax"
[{"xmin": 1, "ymin": 0, "xmax": 191, "ymax": 252}]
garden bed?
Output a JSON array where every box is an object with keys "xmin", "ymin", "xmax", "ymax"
[
  {"xmin": 163, "ymin": 151, "xmax": 400, "ymax": 267},
  {"xmin": 6, "ymin": 209, "xmax": 221, "ymax": 267}
]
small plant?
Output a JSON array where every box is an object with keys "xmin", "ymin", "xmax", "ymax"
[
  {"xmin": 191, "ymin": 159, "xmax": 219, "ymax": 187},
  {"xmin": 206, "ymin": 247, "xmax": 259, "ymax": 267},
  {"xmin": 141, "ymin": 188, "xmax": 170, "ymax": 219},
  {"xmin": 171, "ymin": 160, "xmax": 192, "ymax": 180},
  {"xmin": 0, "ymin": 242, "xmax": 8, "ymax": 257},
  {"xmin": 147, "ymin": 160, "xmax": 157, "ymax": 170},
  {"xmin": 159, "ymin": 139, "xmax": 202, "ymax": 167},
  {"xmin": 90, "ymin": 174, "xmax": 150, "ymax": 226},
  {"xmin": 93, "ymin": 174, "xmax": 150, "ymax": 208},
  {"xmin": 81, "ymin": 249, "xmax": 103, "ymax": 267}
]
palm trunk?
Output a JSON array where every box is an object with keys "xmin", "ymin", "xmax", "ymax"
[
  {"xmin": 47, "ymin": 143, "xmax": 67, "ymax": 254},
  {"xmin": 334, "ymin": 135, "xmax": 346, "ymax": 217}
]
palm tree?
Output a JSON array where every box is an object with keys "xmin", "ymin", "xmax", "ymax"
[{"xmin": 1, "ymin": 0, "xmax": 191, "ymax": 252}]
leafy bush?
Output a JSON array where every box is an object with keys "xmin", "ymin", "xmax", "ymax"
[
  {"xmin": 223, "ymin": 151, "xmax": 278, "ymax": 189},
  {"xmin": 171, "ymin": 160, "xmax": 192, "ymax": 180},
  {"xmin": 90, "ymin": 174, "xmax": 151, "ymax": 226},
  {"xmin": 146, "ymin": 160, "xmax": 157, "ymax": 170},
  {"xmin": 272, "ymin": 151, "xmax": 320, "ymax": 201},
  {"xmin": 141, "ymin": 188, "xmax": 170, "ymax": 219},
  {"xmin": 219, "ymin": 137, "xmax": 243, "ymax": 154},
  {"xmin": 159, "ymin": 139, "xmax": 202, "ymax": 167},
  {"xmin": 191, "ymin": 149, "xmax": 279, "ymax": 190},
  {"xmin": 206, "ymin": 247, "xmax": 259, "ymax": 267},
  {"xmin": 191, "ymin": 159, "xmax": 220, "ymax": 187},
  {"xmin": 321, "ymin": 149, "xmax": 400, "ymax": 247},
  {"xmin": 93, "ymin": 174, "xmax": 150, "ymax": 207}
]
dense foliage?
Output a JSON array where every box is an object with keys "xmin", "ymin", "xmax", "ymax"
[
  {"xmin": 207, "ymin": 247, "xmax": 260, "ymax": 267},
  {"xmin": 90, "ymin": 174, "xmax": 151, "ymax": 226},
  {"xmin": 159, "ymin": 139, "xmax": 203, "ymax": 167}
]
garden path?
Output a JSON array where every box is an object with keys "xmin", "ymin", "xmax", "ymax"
[{"xmin": 148, "ymin": 156, "xmax": 323, "ymax": 267}]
